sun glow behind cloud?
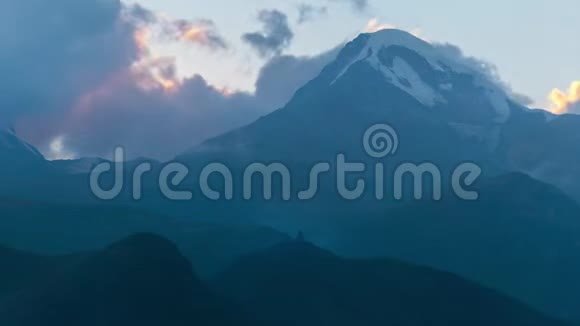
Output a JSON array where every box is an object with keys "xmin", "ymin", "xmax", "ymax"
[{"xmin": 126, "ymin": 11, "xmax": 236, "ymax": 94}]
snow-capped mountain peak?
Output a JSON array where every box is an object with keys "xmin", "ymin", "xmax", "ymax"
[
  {"xmin": 330, "ymin": 29, "xmax": 512, "ymax": 122},
  {"xmin": 334, "ymin": 29, "xmax": 445, "ymax": 80}
]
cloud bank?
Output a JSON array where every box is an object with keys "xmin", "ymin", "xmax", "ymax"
[
  {"xmin": 2, "ymin": 1, "xmax": 336, "ymax": 160},
  {"xmin": 0, "ymin": 0, "xmax": 138, "ymax": 125},
  {"xmin": 433, "ymin": 43, "xmax": 534, "ymax": 106}
]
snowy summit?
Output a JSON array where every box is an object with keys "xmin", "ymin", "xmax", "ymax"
[{"xmin": 330, "ymin": 29, "xmax": 512, "ymax": 122}]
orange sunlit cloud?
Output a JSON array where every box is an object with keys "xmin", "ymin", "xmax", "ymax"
[
  {"xmin": 549, "ymin": 81, "xmax": 580, "ymax": 114},
  {"xmin": 131, "ymin": 57, "xmax": 181, "ymax": 93},
  {"xmin": 172, "ymin": 20, "xmax": 227, "ymax": 50},
  {"xmin": 131, "ymin": 27, "xmax": 182, "ymax": 93},
  {"xmin": 181, "ymin": 26, "xmax": 208, "ymax": 43},
  {"xmin": 128, "ymin": 18, "xmax": 228, "ymax": 93}
]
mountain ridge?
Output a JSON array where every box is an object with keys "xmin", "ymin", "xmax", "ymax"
[{"xmin": 214, "ymin": 239, "xmax": 570, "ymax": 326}]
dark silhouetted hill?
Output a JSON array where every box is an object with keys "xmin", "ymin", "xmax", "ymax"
[
  {"xmin": 0, "ymin": 233, "xmax": 253, "ymax": 326},
  {"xmin": 214, "ymin": 240, "xmax": 569, "ymax": 326}
]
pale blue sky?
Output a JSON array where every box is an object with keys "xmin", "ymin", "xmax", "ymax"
[{"xmin": 132, "ymin": 0, "xmax": 579, "ymax": 107}]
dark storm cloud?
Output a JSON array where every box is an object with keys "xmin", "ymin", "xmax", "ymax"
[
  {"xmin": 242, "ymin": 10, "xmax": 294, "ymax": 57},
  {"xmin": 434, "ymin": 43, "xmax": 534, "ymax": 106},
  {"xmin": 0, "ymin": 0, "xmax": 139, "ymax": 124}
]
